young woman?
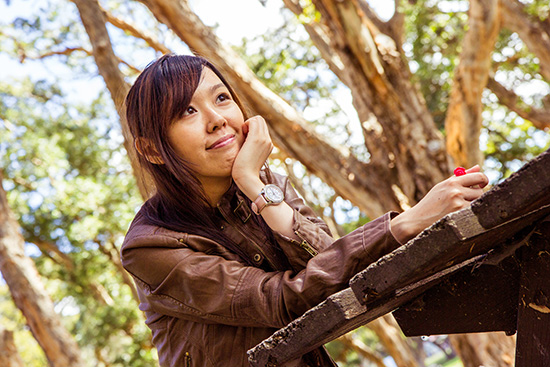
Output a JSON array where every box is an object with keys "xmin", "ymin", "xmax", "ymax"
[{"xmin": 121, "ymin": 54, "xmax": 488, "ymax": 367}]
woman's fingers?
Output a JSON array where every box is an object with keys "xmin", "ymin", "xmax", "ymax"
[
  {"xmin": 241, "ymin": 116, "xmax": 273, "ymax": 153},
  {"xmin": 462, "ymin": 185, "xmax": 485, "ymax": 202},
  {"xmin": 232, "ymin": 116, "xmax": 273, "ymax": 183},
  {"xmin": 455, "ymin": 171, "xmax": 489, "ymax": 189},
  {"xmin": 465, "ymin": 165, "xmax": 481, "ymax": 174},
  {"xmin": 391, "ymin": 167, "xmax": 489, "ymax": 243}
]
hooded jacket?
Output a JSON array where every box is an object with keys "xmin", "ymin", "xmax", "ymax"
[{"xmin": 121, "ymin": 172, "xmax": 401, "ymax": 366}]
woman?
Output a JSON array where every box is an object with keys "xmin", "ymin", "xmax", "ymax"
[{"xmin": 121, "ymin": 54, "xmax": 488, "ymax": 366}]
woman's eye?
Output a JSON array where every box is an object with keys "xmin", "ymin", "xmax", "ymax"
[
  {"xmin": 184, "ymin": 106, "xmax": 196, "ymax": 115},
  {"xmin": 217, "ymin": 93, "xmax": 230, "ymax": 102}
]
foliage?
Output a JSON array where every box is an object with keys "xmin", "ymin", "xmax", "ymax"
[
  {"xmin": 401, "ymin": 0, "xmax": 550, "ymax": 182},
  {"xmin": 401, "ymin": 0, "xmax": 468, "ymax": 131},
  {"xmin": 484, "ymin": 23, "xmax": 550, "ymax": 181},
  {"xmin": 0, "ymin": 78, "xmax": 155, "ymax": 366},
  {"xmin": 0, "ymin": 0, "xmax": 549, "ymax": 366}
]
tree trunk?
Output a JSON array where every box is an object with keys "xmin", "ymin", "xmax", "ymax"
[
  {"xmin": 0, "ymin": 325, "xmax": 25, "ymax": 367},
  {"xmin": 137, "ymin": 0, "xmax": 424, "ymax": 217},
  {"xmin": 450, "ymin": 333, "xmax": 516, "ymax": 367},
  {"xmin": 445, "ymin": 0, "xmax": 501, "ymax": 168},
  {"xmin": 0, "ymin": 173, "xmax": 85, "ymax": 367},
  {"xmin": 284, "ymin": 0, "xmax": 452, "ymax": 205},
  {"xmin": 368, "ymin": 315, "xmax": 423, "ymax": 367},
  {"xmin": 337, "ymin": 333, "xmax": 387, "ymax": 367},
  {"xmin": 71, "ymin": 0, "xmax": 154, "ymax": 200}
]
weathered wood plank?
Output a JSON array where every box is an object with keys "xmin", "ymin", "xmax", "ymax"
[
  {"xmin": 248, "ymin": 149, "xmax": 550, "ymax": 366},
  {"xmin": 351, "ymin": 148, "xmax": 550, "ymax": 305},
  {"xmin": 515, "ymin": 220, "xmax": 550, "ymax": 366},
  {"xmin": 350, "ymin": 204, "xmax": 550, "ymax": 305},
  {"xmin": 471, "ymin": 149, "xmax": 550, "ymax": 229},
  {"xmin": 394, "ymin": 259, "xmax": 519, "ymax": 336},
  {"xmin": 247, "ymin": 254, "xmax": 485, "ymax": 366}
]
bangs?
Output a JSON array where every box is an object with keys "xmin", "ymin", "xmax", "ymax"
[{"xmin": 156, "ymin": 55, "xmax": 207, "ymax": 124}]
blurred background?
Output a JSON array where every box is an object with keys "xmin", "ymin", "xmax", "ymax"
[{"xmin": 0, "ymin": 0, "xmax": 548, "ymax": 366}]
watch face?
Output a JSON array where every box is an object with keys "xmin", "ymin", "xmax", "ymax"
[{"xmin": 264, "ymin": 185, "xmax": 284, "ymax": 203}]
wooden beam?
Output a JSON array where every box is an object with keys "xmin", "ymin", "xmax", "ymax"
[
  {"xmin": 515, "ymin": 221, "xmax": 550, "ymax": 366},
  {"xmin": 351, "ymin": 149, "xmax": 550, "ymax": 305},
  {"xmin": 248, "ymin": 149, "xmax": 550, "ymax": 366}
]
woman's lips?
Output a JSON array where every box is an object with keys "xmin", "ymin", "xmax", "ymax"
[{"xmin": 207, "ymin": 134, "xmax": 235, "ymax": 150}]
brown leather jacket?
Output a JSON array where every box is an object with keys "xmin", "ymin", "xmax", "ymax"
[{"xmin": 121, "ymin": 172, "xmax": 400, "ymax": 366}]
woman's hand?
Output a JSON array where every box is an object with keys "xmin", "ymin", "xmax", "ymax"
[
  {"xmin": 232, "ymin": 115, "xmax": 273, "ymax": 198},
  {"xmin": 390, "ymin": 165, "xmax": 489, "ymax": 244}
]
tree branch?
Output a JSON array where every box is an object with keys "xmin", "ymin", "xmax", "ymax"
[
  {"xmin": 500, "ymin": 0, "xmax": 550, "ymax": 82},
  {"xmin": 336, "ymin": 333, "xmax": 387, "ymax": 367},
  {"xmin": 33, "ymin": 240, "xmax": 75, "ymax": 271},
  {"xmin": 100, "ymin": 5, "xmax": 172, "ymax": 55},
  {"xmin": 487, "ymin": 76, "xmax": 550, "ymax": 130},
  {"xmin": 37, "ymin": 46, "xmax": 91, "ymax": 58}
]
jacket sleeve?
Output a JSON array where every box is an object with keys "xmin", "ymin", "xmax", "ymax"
[
  {"xmin": 266, "ymin": 172, "xmax": 335, "ymax": 268},
  {"xmin": 121, "ymin": 212, "xmax": 401, "ymax": 329}
]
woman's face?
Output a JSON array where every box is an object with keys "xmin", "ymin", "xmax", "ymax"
[{"xmin": 167, "ymin": 67, "xmax": 246, "ymax": 186}]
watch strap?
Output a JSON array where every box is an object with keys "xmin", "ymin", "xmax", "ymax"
[
  {"xmin": 251, "ymin": 192, "xmax": 268, "ymax": 215},
  {"xmin": 251, "ymin": 184, "xmax": 284, "ymax": 215}
]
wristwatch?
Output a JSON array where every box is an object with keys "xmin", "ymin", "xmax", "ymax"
[{"xmin": 251, "ymin": 184, "xmax": 284, "ymax": 214}]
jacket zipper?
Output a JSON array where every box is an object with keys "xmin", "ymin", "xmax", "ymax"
[
  {"xmin": 184, "ymin": 352, "xmax": 191, "ymax": 367},
  {"xmin": 217, "ymin": 205, "xmax": 276, "ymax": 269},
  {"xmin": 294, "ymin": 230, "xmax": 318, "ymax": 257}
]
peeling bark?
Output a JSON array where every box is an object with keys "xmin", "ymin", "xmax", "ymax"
[{"xmin": 445, "ymin": 0, "xmax": 501, "ymax": 168}]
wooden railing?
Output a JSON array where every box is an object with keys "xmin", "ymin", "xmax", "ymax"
[{"xmin": 248, "ymin": 148, "xmax": 550, "ymax": 367}]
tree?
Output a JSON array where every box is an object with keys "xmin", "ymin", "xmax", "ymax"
[
  {"xmin": 0, "ymin": 78, "xmax": 156, "ymax": 366},
  {"xmin": 1, "ymin": 0, "xmax": 549, "ymax": 365},
  {"xmin": 0, "ymin": 324, "xmax": 25, "ymax": 367},
  {"xmin": 0, "ymin": 172, "xmax": 85, "ymax": 367}
]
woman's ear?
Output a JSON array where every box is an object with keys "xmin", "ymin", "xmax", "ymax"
[{"xmin": 134, "ymin": 137, "xmax": 164, "ymax": 165}]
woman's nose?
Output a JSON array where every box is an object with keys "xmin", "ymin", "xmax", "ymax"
[{"xmin": 206, "ymin": 109, "xmax": 227, "ymax": 133}]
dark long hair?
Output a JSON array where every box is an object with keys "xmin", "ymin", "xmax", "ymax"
[{"xmin": 125, "ymin": 54, "xmax": 275, "ymax": 265}]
